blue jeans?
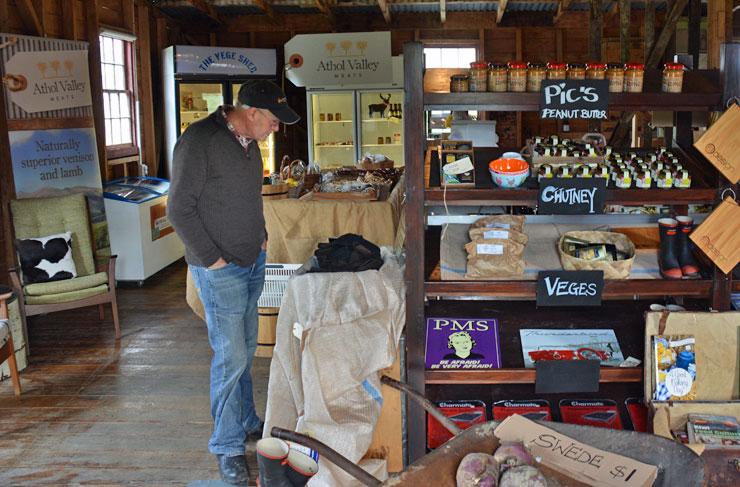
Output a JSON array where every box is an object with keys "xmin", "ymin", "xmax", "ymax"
[{"xmin": 189, "ymin": 251, "xmax": 266, "ymax": 456}]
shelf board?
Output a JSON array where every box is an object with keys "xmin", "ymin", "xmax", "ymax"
[
  {"xmin": 425, "ymin": 367, "xmax": 643, "ymax": 385},
  {"xmin": 315, "ymin": 145, "xmax": 355, "ymax": 148},
  {"xmin": 423, "ymin": 70, "xmax": 721, "ymax": 112},
  {"xmin": 361, "ymin": 119, "xmax": 399, "ymax": 122},
  {"xmin": 363, "ymin": 143, "xmax": 403, "ymax": 147},
  {"xmin": 315, "ymin": 120, "xmax": 352, "ymax": 123},
  {"xmin": 424, "ymin": 187, "xmax": 717, "ymax": 206},
  {"xmin": 425, "ymin": 279, "xmax": 713, "ymax": 299}
]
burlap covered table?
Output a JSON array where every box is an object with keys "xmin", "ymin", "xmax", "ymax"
[{"xmin": 186, "ymin": 198, "xmax": 402, "ymax": 320}]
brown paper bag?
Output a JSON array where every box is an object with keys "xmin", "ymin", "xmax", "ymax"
[
  {"xmin": 689, "ymin": 197, "xmax": 740, "ymax": 274},
  {"xmin": 464, "ymin": 238, "xmax": 525, "ymax": 279},
  {"xmin": 694, "ymin": 104, "xmax": 740, "ymax": 184},
  {"xmin": 470, "ymin": 215, "xmax": 525, "ymax": 233},
  {"xmin": 468, "ymin": 227, "xmax": 529, "ymax": 246}
]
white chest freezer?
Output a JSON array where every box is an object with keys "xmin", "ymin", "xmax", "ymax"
[{"xmin": 103, "ymin": 177, "xmax": 184, "ymax": 284}]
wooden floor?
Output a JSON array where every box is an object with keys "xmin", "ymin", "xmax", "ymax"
[{"xmin": 0, "ymin": 260, "xmax": 270, "ymax": 485}]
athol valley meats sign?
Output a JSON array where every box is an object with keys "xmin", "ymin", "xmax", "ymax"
[
  {"xmin": 285, "ymin": 32, "xmax": 391, "ymax": 86},
  {"xmin": 3, "ymin": 49, "xmax": 92, "ymax": 113}
]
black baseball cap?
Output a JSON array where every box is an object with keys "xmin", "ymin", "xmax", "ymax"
[{"xmin": 237, "ymin": 80, "xmax": 300, "ymax": 125}]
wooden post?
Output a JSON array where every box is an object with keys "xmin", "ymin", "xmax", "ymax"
[
  {"xmin": 0, "ymin": 0, "xmax": 8, "ymax": 32},
  {"xmin": 403, "ymin": 42, "xmax": 425, "ymax": 464},
  {"xmin": 556, "ymin": 29, "xmax": 563, "ymax": 62},
  {"xmin": 619, "ymin": 0, "xmax": 630, "ymax": 63},
  {"xmin": 138, "ymin": 3, "xmax": 157, "ymax": 178},
  {"xmin": 707, "ymin": 0, "xmax": 731, "ymax": 69},
  {"xmin": 644, "ymin": 0, "xmax": 655, "ymax": 62},
  {"xmin": 688, "ymin": 0, "xmax": 701, "ymax": 69},
  {"xmin": 589, "ymin": 0, "xmax": 603, "ymax": 61},
  {"xmin": 0, "ymin": 83, "xmax": 15, "ymax": 281},
  {"xmin": 122, "ymin": 0, "xmax": 135, "ymax": 34},
  {"xmin": 85, "ymin": 0, "xmax": 108, "ymax": 182},
  {"xmin": 62, "ymin": 0, "xmax": 79, "ymax": 40}
]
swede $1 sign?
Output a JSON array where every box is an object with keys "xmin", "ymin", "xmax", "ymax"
[{"xmin": 540, "ymin": 80, "xmax": 610, "ymax": 120}]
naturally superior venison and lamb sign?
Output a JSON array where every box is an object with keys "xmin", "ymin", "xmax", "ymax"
[
  {"xmin": 285, "ymin": 32, "xmax": 392, "ymax": 87},
  {"xmin": 540, "ymin": 80, "xmax": 610, "ymax": 120}
]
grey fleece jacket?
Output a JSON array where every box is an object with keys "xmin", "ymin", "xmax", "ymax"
[{"xmin": 167, "ymin": 110, "xmax": 265, "ymax": 268}]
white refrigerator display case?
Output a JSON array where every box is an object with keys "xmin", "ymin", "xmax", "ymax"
[
  {"xmin": 163, "ymin": 46, "xmax": 277, "ymax": 179},
  {"xmin": 306, "ymin": 57, "xmax": 404, "ymax": 169},
  {"xmin": 103, "ymin": 177, "xmax": 184, "ymax": 285}
]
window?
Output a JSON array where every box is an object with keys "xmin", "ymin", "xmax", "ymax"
[
  {"xmin": 423, "ymin": 47, "xmax": 477, "ymax": 69},
  {"xmin": 423, "ymin": 47, "xmax": 479, "ymax": 137},
  {"xmin": 100, "ymin": 34, "xmax": 136, "ymax": 156}
]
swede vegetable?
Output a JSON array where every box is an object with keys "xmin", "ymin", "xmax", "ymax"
[
  {"xmin": 499, "ymin": 465, "xmax": 548, "ymax": 487},
  {"xmin": 492, "ymin": 441, "xmax": 533, "ymax": 472},
  {"xmin": 456, "ymin": 452, "xmax": 500, "ymax": 487}
]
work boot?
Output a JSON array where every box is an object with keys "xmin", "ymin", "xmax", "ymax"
[
  {"xmin": 216, "ymin": 454, "xmax": 250, "ymax": 486},
  {"xmin": 675, "ymin": 216, "xmax": 701, "ymax": 278},
  {"xmin": 658, "ymin": 218, "xmax": 683, "ymax": 280},
  {"xmin": 285, "ymin": 448, "xmax": 319, "ymax": 487},
  {"xmin": 256, "ymin": 438, "xmax": 292, "ymax": 487}
]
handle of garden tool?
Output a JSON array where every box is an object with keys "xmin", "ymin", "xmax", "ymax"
[
  {"xmin": 380, "ymin": 376, "xmax": 463, "ymax": 436},
  {"xmin": 270, "ymin": 427, "xmax": 382, "ymax": 487}
]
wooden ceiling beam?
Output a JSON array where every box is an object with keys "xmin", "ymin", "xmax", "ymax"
[
  {"xmin": 316, "ymin": 0, "xmax": 335, "ymax": 23},
  {"xmin": 186, "ymin": 0, "xmax": 224, "ymax": 25},
  {"xmin": 554, "ymin": 0, "xmax": 573, "ymax": 23},
  {"xmin": 253, "ymin": 0, "xmax": 277, "ymax": 21},
  {"xmin": 15, "ymin": 0, "xmax": 44, "ymax": 36},
  {"xmin": 377, "ymin": 0, "xmax": 391, "ymax": 24},
  {"xmin": 497, "ymin": 0, "xmax": 508, "ymax": 24}
]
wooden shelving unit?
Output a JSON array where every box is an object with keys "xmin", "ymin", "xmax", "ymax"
[
  {"xmin": 402, "ymin": 42, "xmax": 732, "ymax": 462},
  {"xmin": 425, "ymin": 368, "xmax": 643, "ymax": 385},
  {"xmin": 424, "ymin": 279, "xmax": 714, "ymax": 299}
]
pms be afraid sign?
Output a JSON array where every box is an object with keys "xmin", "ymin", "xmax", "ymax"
[
  {"xmin": 537, "ymin": 271, "xmax": 604, "ymax": 307},
  {"xmin": 540, "ymin": 80, "xmax": 610, "ymax": 120}
]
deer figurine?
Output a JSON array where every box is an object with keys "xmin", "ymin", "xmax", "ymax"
[{"xmin": 368, "ymin": 93, "xmax": 392, "ymax": 118}]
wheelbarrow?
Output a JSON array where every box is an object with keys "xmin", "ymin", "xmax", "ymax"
[{"xmin": 270, "ymin": 376, "xmax": 704, "ymax": 486}]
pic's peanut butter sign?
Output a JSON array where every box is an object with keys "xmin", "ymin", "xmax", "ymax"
[
  {"xmin": 285, "ymin": 32, "xmax": 391, "ymax": 87},
  {"xmin": 3, "ymin": 49, "xmax": 91, "ymax": 113}
]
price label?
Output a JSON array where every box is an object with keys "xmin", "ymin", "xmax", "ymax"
[{"xmin": 610, "ymin": 466, "xmax": 638, "ymax": 482}]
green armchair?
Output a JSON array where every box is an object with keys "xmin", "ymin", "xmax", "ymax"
[{"xmin": 8, "ymin": 193, "xmax": 120, "ymax": 349}]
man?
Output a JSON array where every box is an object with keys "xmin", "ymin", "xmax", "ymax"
[{"xmin": 168, "ymin": 80, "xmax": 299, "ymax": 485}]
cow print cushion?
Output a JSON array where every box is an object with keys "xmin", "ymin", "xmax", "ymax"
[{"xmin": 17, "ymin": 232, "xmax": 78, "ymax": 285}]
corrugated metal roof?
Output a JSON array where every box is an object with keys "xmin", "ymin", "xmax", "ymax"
[
  {"xmin": 507, "ymin": 2, "xmax": 557, "ymax": 12},
  {"xmin": 159, "ymin": 0, "xmax": 670, "ymax": 17}
]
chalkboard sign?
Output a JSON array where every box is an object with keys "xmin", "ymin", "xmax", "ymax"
[
  {"xmin": 540, "ymin": 80, "xmax": 610, "ymax": 120},
  {"xmin": 535, "ymin": 360, "xmax": 600, "ymax": 393},
  {"xmin": 536, "ymin": 270, "xmax": 604, "ymax": 307},
  {"xmin": 538, "ymin": 177, "xmax": 606, "ymax": 215}
]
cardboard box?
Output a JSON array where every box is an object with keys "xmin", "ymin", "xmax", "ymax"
[
  {"xmin": 644, "ymin": 311, "xmax": 740, "ymax": 455},
  {"xmin": 495, "ymin": 415, "xmax": 658, "ymax": 487}
]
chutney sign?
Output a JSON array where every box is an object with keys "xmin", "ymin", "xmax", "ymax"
[
  {"xmin": 538, "ymin": 178, "xmax": 607, "ymax": 215},
  {"xmin": 285, "ymin": 32, "xmax": 391, "ymax": 87},
  {"xmin": 540, "ymin": 80, "xmax": 610, "ymax": 120}
]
